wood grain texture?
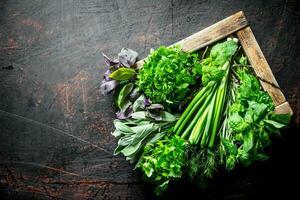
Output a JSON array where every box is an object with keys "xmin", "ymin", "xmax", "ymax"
[
  {"xmin": 175, "ymin": 11, "xmax": 247, "ymax": 52},
  {"xmin": 137, "ymin": 11, "xmax": 248, "ymax": 68},
  {"xmin": 275, "ymin": 102, "xmax": 293, "ymax": 115},
  {"xmin": 0, "ymin": 0, "xmax": 300, "ymax": 199},
  {"xmin": 236, "ymin": 26, "xmax": 287, "ymax": 106}
]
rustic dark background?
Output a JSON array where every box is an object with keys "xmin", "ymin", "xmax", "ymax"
[{"xmin": 0, "ymin": 0, "xmax": 300, "ymax": 199}]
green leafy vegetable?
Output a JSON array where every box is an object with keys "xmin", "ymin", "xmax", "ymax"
[
  {"xmin": 112, "ymin": 109, "xmax": 178, "ymax": 163},
  {"xmin": 106, "ymin": 39, "xmax": 292, "ymax": 196},
  {"xmin": 219, "ymin": 57, "xmax": 291, "ymax": 169},
  {"xmin": 117, "ymin": 83, "xmax": 134, "ymax": 109},
  {"xmin": 139, "ymin": 135, "xmax": 186, "ymax": 195},
  {"xmin": 137, "ymin": 45, "xmax": 201, "ymax": 106},
  {"xmin": 109, "ymin": 67, "xmax": 136, "ymax": 81}
]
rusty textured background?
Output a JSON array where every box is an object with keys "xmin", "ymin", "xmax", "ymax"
[{"xmin": 0, "ymin": 0, "xmax": 300, "ymax": 199}]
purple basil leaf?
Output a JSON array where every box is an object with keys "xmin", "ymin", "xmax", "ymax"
[
  {"xmin": 129, "ymin": 88, "xmax": 140, "ymax": 101},
  {"xmin": 104, "ymin": 69, "xmax": 112, "ymax": 81},
  {"xmin": 147, "ymin": 104, "xmax": 164, "ymax": 110},
  {"xmin": 118, "ymin": 48, "xmax": 138, "ymax": 68},
  {"xmin": 144, "ymin": 99, "xmax": 152, "ymax": 107},
  {"xmin": 116, "ymin": 105, "xmax": 133, "ymax": 119},
  {"xmin": 147, "ymin": 110, "xmax": 163, "ymax": 121},
  {"xmin": 100, "ymin": 80, "xmax": 118, "ymax": 95},
  {"xmin": 102, "ymin": 53, "xmax": 119, "ymax": 67}
]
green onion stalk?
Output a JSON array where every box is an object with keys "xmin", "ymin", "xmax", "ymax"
[{"xmin": 174, "ymin": 61, "xmax": 230, "ymax": 149}]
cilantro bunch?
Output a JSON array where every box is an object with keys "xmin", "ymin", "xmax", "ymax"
[{"xmin": 137, "ymin": 46, "xmax": 201, "ymax": 106}]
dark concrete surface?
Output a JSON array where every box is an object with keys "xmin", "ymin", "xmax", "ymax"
[{"xmin": 0, "ymin": 0, "xmax": 300, "ymax": 199}]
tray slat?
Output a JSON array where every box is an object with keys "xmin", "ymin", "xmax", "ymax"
[
  {"xmin": 175, "ymin": 11, "xmax": 248, "ymax": 52},
  {"xmin": 236, "ymin": 26, "xmax": 285, "ymax": 106}
]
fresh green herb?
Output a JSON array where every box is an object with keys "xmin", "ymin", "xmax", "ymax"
[
  {"xmin": 117, "ymin": 83, "xmax": 134, "ymax": 109},
  {"xmin": 137, "ymin": 46, "xmax": 201, "ymax": 106},
  {"xmin": 139, "ymin": 135, "xmax": 186, "ymax": 195},
  {"xmin": 219, "ymin": 57, "xmax": 291, "ymax": 169},
  {"xmin": 173, "ymin": 38, "xmax": 238, "ymax": 182},
  {"xmin": 112, "ymin": 113, "xmax": 177, "ymax": 163},
  {"xmin": 174, "ymin": 39, "xmax": 238, "ymax": 143},
  {"xmin": 109, "ymin": 67, "xmax": 136, "ymax": 81},
  {"xmin": 112, "ymin": 94, "xmax": 178, "ymax": 163},
  {"xmin": 105, "ymin": 40, "xmax": 292, "ymax": 196}
]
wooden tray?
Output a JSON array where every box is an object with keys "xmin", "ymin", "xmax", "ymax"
[{"xmin": 137, "ymin": 11, "xmax": 293, "ymax": 115}]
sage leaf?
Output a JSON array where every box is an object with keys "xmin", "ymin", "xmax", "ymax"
[
  {"xmin": 114, "ymin": 144, "xmax": 126, "ymax": 155},
  {"xmin": 161, "ymin": 111, "xmax": 177, "ymax": 122},
  {"xmin": 121, "ymin": 140, "xmax": 143, "ymax": 157},
  {"xmin": 131, "ymin": 111, "xmax": 147, "ymax": 120},
  {"xmin": 114, "ymin": 120, "xmax": 133, "ymax": 133},
  {"xmin": 118, "ymin": 135, "xmax": 134, "ymax": 146},
  {"xmin": 133, "ymin": 95, "xmax": 146, "ymax": 112},
  {"xmin": 111, "ymin": 129, "xmax": 122, "ymax": 137}
]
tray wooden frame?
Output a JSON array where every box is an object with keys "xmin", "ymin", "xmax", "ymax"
[{"xmin": 136, "ymin": 11, "xmax": 292, "ymax": 114}]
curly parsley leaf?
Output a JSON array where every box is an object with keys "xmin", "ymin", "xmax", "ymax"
[
  {"xmin": 139, "ymin": 135, "xmax": 186, "ymax": 195},
  {"xmin": 136, "ymin": 46, "xmax": 201, "ymax": 106}
]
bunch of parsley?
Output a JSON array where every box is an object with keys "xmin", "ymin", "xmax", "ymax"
[
  {"xmin": 139, "ymin": 135, "xmax": 186, "ymax": 195},
  {"xmin": 137, "ymin": 46, "xmax": 201, "ymax": 107}
]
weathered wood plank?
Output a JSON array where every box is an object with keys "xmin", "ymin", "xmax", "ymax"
[
  {"xmin": 236, "ymin": 26, "xmax": 287, "ymax": 107},
  {"xmin": 137, "ymin": 11, "xmax": 248, "ymax": 68},
  {"xmin": 275, "ymin": 101, "xmax": 293, "ymax": 115},
  {"xmin": 175, "ymin": 11, "xmax": 248, "ymax": 52},
  {"xmin": 237, "ymin": 27, "xmax": 286, "ymax": 106}
]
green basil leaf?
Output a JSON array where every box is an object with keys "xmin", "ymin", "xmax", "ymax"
[
  {"xmin": 270, "ymin": 113, "xmax": 291, "ymax": 125},
  {"xmin": 255, "ymin": 153, "xmax": 270, "ymax": 161},
  {"xmin": 226, "ymin": 155, "xmax": 236, "ymax": 171},
  {"xmin": 221, "ymin": 138, "xmax": 238, "ymax": 155},
  {"xmin": 264, "ymin": 119, "xmax": 286, "ymax": 129},
  {"xmin": 109, "ymin": 67, "xmax": 136, "ymax": 81},
  {"xmin": 229, "ymin": 113, "xmax": 249, "ymax": 132},
  {"xmin": 243, "ymin": 130, "xmax": 254, "ymax": 152},
  {"xmin": 239, "ymin": 151, "xmax": 252, "ymax": 166},
  {"xmin": 117, "ymin": 83, "xmax": 134, "ymax": 109}
]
